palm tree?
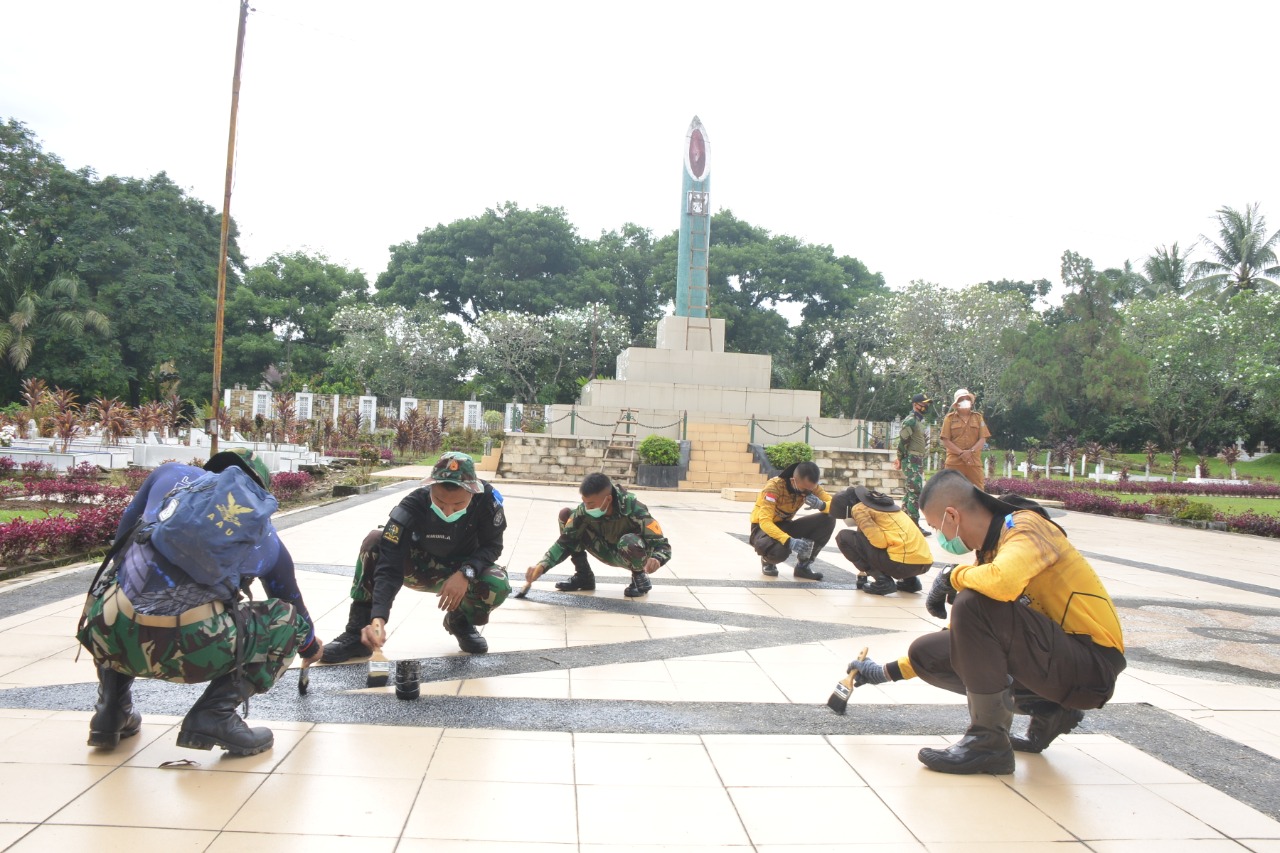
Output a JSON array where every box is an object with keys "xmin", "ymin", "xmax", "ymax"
[
  {"xmin": 1141, "ymin": 243, "xmax": 1193, "ymax": 297},
  {"xmin": 0, "ymin": 237, "xmax": 110, "ymax": 373},
  {"xmin": 1190, "ymin": 203, "xmax": 1280, "ymax": 302}
]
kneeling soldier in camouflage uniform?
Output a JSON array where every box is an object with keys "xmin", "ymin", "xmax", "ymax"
[
  {"xmin": 526, "ymin": 472, "xmax": 671, "ymax": 598},
  {"xmin": 323, "ymin": 452, "xmax": 510, "ymax": 661},
  {"xmin": 77, "ymin": 449, "xmax": 321, "ymax": 756}
]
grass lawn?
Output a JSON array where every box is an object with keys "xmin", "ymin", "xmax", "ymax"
[
  {"xmin": 0, "ymin": 507, "xmax": 74, "ymax": 523},
  {"xmin": 992, "ymin": 451, "xmax": 1279, "ymax": 483},
  {"xmin": 1099, "ymin": 492, "xmax": 1280, "ymax": 518}
]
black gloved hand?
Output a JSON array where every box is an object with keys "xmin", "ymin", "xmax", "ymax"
[
  {"xmin": 804, "ymin": 493, "xmax": 825, "ymax": 511},
  {"xmin": 925, "ymin": 565, "xmax": 957, "ymax": 620},
  {"xmin": 788, "ymin": 537, "xmax": 814, "ymax": 561},
  {"xmin": 847, "ymin": 656, "xmax": 889, "ymax": 685}
]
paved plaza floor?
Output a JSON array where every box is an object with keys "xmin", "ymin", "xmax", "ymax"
[{"xmin": 0, "ymin": 474, "xmax": 1278, "ymax": 851}]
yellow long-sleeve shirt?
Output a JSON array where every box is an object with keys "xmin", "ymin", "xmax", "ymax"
[
  {"xmin": 750, "ymin": 476, "xmax": 832, "ymax": 544},
  {"xmin": 848, "ymin": 503, "xmax": 933, "ymax": 566},
  {"xmin": 893, "ymin": 509, "xmax": 1124, "ymax": 681}
]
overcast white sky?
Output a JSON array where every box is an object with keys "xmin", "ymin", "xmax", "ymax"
[{"xmin": 3, "ymin": 1, "xmax": 1278, "ymax": 300}]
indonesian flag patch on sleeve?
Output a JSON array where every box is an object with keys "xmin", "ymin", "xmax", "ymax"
[{"xmin": 764, "ymin": 493, "xmax": 777, "ymax": 503}]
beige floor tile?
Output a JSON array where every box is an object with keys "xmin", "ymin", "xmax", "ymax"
[
  {"xmin": 124, "ymin": 722, "xmax": 310, "ymax": 773},
  {"xmin": 704, "ymin": 738, "xmax": 864, "ymax": 787},
  {"xmin": 1148, "ymin": 783, "xmax": 1280, "ymax": 838},
  {"xmin": 0, "ymin": 824, "xmax": 36, "ymax": 848},
  {"xmin": 757, "ymin": 846, "xmax": 926, "ymax": 853},
  {"xmin": 1069, "ymin": 739, "xmax": 1197, "ymax": 784},
  {"xmin": 206, "ymin": 832, "xmax": 399, "ymax": 852},
  {"xmin": 3, "ymin": 655, "xmax": 98, "ymax": 687},
  {"xmin": 404, "ymin": 779, "xmax": 577, "ymax": 843},
  {"xmin": 442, "ymin": 727, "xmax": 571, "ymax": 743},
  {"xmin": 877, "ymin": 783, "xmax": 1074, "ymax": 843},
  {"xmin": 226, "ymin": 773, "xmax": 417, "ymax": 837},
  {"xmin": 573, "ymin": 740, "xmax": 721, "ymax": 787},
  {"xmin": 730, "ymin": 786, "xmax": 913, "ymax": 846},
  {"xmin": 399, "ymin": 842, "xmax": 575, "ymax": 853},
  {"xmin": 0, "ymin": 632, "xmax": 79, "ymax": 657},
  {"xmin": 1238, "ymin": 841, "xmax": 1280, "ymax": 852},
  {"xmin": 425, "ymin": 734, "xmax": 573, "ymax": 784},
  {"xmin": 825, "ymin": 742, "xmax": 1002, "ymax": 788},
  {"xmin": 1164, "ymin": 683, "xmax": 1280, "ymax": 711},
  {"xmin": 1085, "ymin": 842, "xmax": 1251, "ymax": 852},
  {"xmin": 674, "ymin": 679, "xmax": 789, "ymax": 703},
  {"xmin": 51, "ymin": 765, "xmax": 264, "ymax": 830},
  {"xmin": 922, "ymin": 844, "xmax": 1094, "ymax": 852},
  {"xmin": 275, "ymin": 726, "xmax": 441, "ymax": 778},
  {"xmin": 1005, "ymin": 743, "xmax": 1133, "ymax": 785},
  {"xmin": 0, "ymin": 762, "xmax": 113, "ymax": 822},
  {"xmin": 574, "ymin": 732, "xmax": 702, "ymax": 745},
  {"xmin": 7, "ymin": 824, "xmax": 216, "ymax": 852},
  {"xmin": 578, "ymin": 784, "xmax": 749, "ymax": 846},
  {"xmin": 459, "ymin": 674, "xmax": 570, "ymax": 699},
  {"xmin": 570, "ymin": 679, "xmax": 681, "ymax": 701},
  {"xmin": 1015, "ymin": 783, "xmax": 1226, "ymax": 840},
  {"xmin": 565, "ymin": 626, "xmax": 652, "ymax": 645}
]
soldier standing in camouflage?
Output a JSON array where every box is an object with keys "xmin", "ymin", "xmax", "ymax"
[
  {"xmin": 322, "ymin": 452, "xmax": 510, "ymax": 660},
  {"xmin": 895, "ymin": 393, "xmax": 931, "ymax": 530},
  {"xmin": 525, "ymin": 472, "xmax": 671, "ymax": 598}
]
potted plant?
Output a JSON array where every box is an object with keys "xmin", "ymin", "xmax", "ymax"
[{"xmin": 635, "ymin": 435, "xmax": 686, "ymax": 489}]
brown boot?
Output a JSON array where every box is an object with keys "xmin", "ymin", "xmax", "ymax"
[{"xmin": 918, "ymin": 689, "xmax": 1015, "ymax": 775}]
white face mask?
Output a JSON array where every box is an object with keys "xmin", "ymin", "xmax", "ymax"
[{"xmin": 957, "ymin": 399, "xmax": 972, "ymax": 410}]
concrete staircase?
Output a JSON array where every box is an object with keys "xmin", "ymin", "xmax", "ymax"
[{"xmin": 679, "ymin": 423, "xmax": 768, "ymax": 491}]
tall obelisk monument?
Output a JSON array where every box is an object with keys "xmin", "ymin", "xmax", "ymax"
[{"xmin": 675, "ymin": 116, "xmax": 711, "ymax": 320}]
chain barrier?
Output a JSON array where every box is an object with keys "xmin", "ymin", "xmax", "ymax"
[
  {"xmin": 753, "ymin": 423, "xmax": 806, "ymax": 438},
  {"xmin": 807, "ymin": 425, "xmax": 861, "ymax": 439}
]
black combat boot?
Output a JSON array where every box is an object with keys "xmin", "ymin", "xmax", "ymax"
[
  {"xmin": 623, "ymin": 571, "xmax": 652, "ymax": 597},
  {"xmin": 176, "ymin": 674, "xmax": 273, "ymax": 756},
  {"xmin": 1011, "ymin": 696, "xmax": 1085, "ymax": 753},
  {"xmin": 918, "ymin": 689, "xmax": 1015, "ymax": 775},
  {"xmin": 761, "ymin": 558, "xmax": 779, "ymax": 577},
  {"xmin": 322, "ymin": 600, "xmax": 374, "ymax": 663},
  {"xmin": 444, "ymin": 610, "xmax": 489, "ymax": 654},
  {"xmin": 87, "ymin": 665, "xmax": 142, "ymax": 749},
  {"xmin": 895, "ymin": 576, "xmax": 923, "ymax": 593},
  {"xmin": 793, "ymin": 560, "xmax": 824, "ymax": 581},
  {"xmin": 862, "ymin": 572, "xmax": 898, "ymax": 595},
  {"xmin": 556, "ymin": 552, "xmax": 596, "ymax": 591}
]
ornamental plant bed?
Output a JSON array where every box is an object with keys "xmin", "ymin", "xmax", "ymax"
[{"xmin": 984, "ymin": 478, "xmax": 1280, "ymax": 539}]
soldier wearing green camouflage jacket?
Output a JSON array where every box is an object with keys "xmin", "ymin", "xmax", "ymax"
[
  {"xmin": 895, "ymin": 393, "xmax": 932, "ymax": 526},
  {"xmin": 525, "ymin": 473, "xmax": 672, "ymax": 598}
]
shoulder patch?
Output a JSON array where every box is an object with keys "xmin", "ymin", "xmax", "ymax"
[
  {"xmin": 383, "ymin": 522, "xmax": 402, "ymax": 545},
  {"xmin": 646, "ymin": 519, "xmax": 663, "ymax": 535},
  {"xmin": 764, "ymin": 494, "xmax": 777, "ymax": 503},
  {"xmin": 491, "ymin": 486, "xmax": 503, "ymax": 505},
  {"xmin": 493, "ymin": 506, "xmax": 505, "ymax": 527}
]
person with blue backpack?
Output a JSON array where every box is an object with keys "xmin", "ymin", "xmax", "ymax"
[{"xmin": 77, "ymin": 448, "xmax": 322, "ymax": 756}]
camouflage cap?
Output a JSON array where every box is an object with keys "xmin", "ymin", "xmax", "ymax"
[
  {"xmin": 424, "ymin": 451, "xmax": 482, "ymax": 494},
  {"xmin": 204, "ymin": 447, "xmax": 271, "ymax": 489}
]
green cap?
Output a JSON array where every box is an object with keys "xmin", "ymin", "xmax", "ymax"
[
  {"xmin": 424, "ymin": 451, "xmax": 482, "ymax": 494},
  {"xmin": 205, "ymin": 447, "xmax": 271, "ymax": 489}
]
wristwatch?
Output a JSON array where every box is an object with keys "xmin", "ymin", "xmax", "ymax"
[{"xmin": 459, "ymin": 565, "xmax": 477, "ymax": 581}]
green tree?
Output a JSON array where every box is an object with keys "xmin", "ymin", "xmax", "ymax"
[
  {"xmin": 224, "ymin": 251, "xmax": 368, "ymax": 387},
  {"xmin": 375, "ymin": 202, "xmax": 594, "ymax": 322},
  {"xmin": 1004, "ymin": 251, "xmax": 1147, "ymax": 439},
  {"xmin": 466, "ymin": 304, "xmax": 630, "ymax": 404},
  {"xmin": 327, "ymin": 303, "xmax": 465, "ymax": 400},
  {"xmin": 1140, "ymin": 242, "xmax": 1193, "ymax": 297},
  {"xmin": 1124, "ymin": 295, "xmax": 1255, "ymax": 451},
  {"xmin": 587, "ymin": 223, "xmax": 666, "ymax": 343},
  {"xmin": 1190, "ymin": 203, "xmax": 1280, "ymax": 302}
]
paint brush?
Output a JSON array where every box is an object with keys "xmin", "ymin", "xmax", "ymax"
[
  {"xmin": 366, "ymin": 624, "xmax": 390, "ymax": 688},
  {"xmin": 827, "ymin": 646, "xmax": 868, "ymax": 715},
  {"xmin": 298, "ymin": 659, "xmax": 310, "ymax": 695},
  {"xmin": 513, "ymin": 564, "xmax": 547, "ymax": 599}
]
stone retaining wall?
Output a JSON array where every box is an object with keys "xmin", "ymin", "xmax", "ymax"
[
  {"xmin": 814, "ymin": 448, "xmax": 903, "ymax": 493},
  {"xmin": 497, "ymin": 434, "xmax": 611, "ymax": 482}
]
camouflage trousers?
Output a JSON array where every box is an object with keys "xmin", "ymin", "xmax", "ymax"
[
  {"xmin": 902, "ymin": 455, "xmax": 924, "ymax": 523},
  {"xmin": 350, "ymin": 530, "xmax": 510, "ymax": 626},
  {"xmin": 557, "ymin": 511, "xmax": 649, "ymax": 572},
  {"xmin": 76, "ymin": 583, "xmax": 308, "ymax": 695}
]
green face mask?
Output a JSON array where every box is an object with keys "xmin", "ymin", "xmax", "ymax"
[
  {"xmin": 938, "ymin": 510, "xmax": 969, "ymax": 556},
  {"xmin": 431, "ymin": 502, "xmax": 467, "ymax": 524},
  {"xmin": 583, "ymin": 494, "xmax": 611, "ymax": 518}
]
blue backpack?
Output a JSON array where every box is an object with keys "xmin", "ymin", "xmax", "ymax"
[{"xmin": 147, "ymin": 465, "xmax": 279, "ymax": 594}]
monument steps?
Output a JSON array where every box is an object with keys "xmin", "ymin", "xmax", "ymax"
[{"xmin": 679, "ymin": 423, "xmax": 767, "ymax": 491}]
